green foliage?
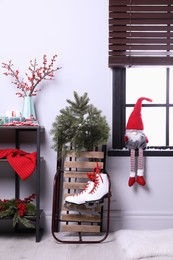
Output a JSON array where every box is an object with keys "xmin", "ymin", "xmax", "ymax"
[
  {"xmin": 50, "ymin": 91, "xmax": 110, "ymax": 158},
  {"xmin": 13, "ymin": 214, "xmax": 35, "ymax": 229},
  {"xmin": 0, "ymin": 195, "xmax": 36, "ymax": 228}
]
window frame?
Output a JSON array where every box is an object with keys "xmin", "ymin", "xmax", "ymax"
[{"xmin": 108, "ymin": 67, "xmax": 173, "ymax": 157}]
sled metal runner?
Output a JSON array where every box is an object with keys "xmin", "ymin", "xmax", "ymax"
[{"xmin": 51, "ymin": 146, "xmax": 111, "ymax": 243}]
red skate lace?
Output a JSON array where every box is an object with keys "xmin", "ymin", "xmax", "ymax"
[
  {"xmin": 94, "ymin": 162, "xmax": 102, "ymax": 174},
  {"xmin": 88, "ymin": 162, "xmax": 103, "ymax": 194},
  {"xmin": 87, "ymin": 172, "xmax": 96, "ymax": 182},
  {"xmin": 72, "ymin": 162, "xmax": 102, "ymax": 197},
  {"xmin": 89, "ymin": 174, "xmax": 103, "ymax": 194},
  {"xmin": 73, "ymin": 172, "xmax": 96, "ymax": 197}
]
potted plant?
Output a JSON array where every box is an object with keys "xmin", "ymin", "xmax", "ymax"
[{"xmin": 50, "ymin": 91, "xmax": 110, "ymax": 158}]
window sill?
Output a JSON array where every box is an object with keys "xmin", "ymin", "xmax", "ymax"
[{"xmin": 108, "ymin": 147, "xmax": 173, "ymax": 157}]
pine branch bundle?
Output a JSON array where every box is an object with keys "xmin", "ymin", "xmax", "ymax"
[{"xmin": 50, "ymin": 91, "xmax": 110, "ymax": 158}]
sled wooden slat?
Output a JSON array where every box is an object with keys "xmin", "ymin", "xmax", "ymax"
[
  {"xmin": 64, "ymin": 171, "xmax": 88, "ymax": 178},
  {"xmin": 66, "ymin": 151, "xmax": 104, "ymax": 159},
  {"xmin": 64, "ymin": 161, "xmax": 103, "ymax": 169},
  {"xmin": 61, "ymin": 224, "xmax": 100, "ymax": 233},
  {"xmin": 61, "ymin": 205, "xmax": 102, "ymax": 213},
  {"xmin": 63, "ymin": 182, "xmax": 87, "ymax": 190},
  {"xmin": 61, "ymin": 214, "xmax": 101, "ymax": 222}
]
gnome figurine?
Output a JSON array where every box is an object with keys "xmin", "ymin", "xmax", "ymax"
[{"xmin": 124, "ymin": 97, "xmax": 152, "ymax": 187}]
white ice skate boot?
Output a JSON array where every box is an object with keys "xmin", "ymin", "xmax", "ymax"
[
  {"xmin": 65, "ymin": 174, "xmax": 95, "ymax": 205},
  {"xmin": 85, "ymin": 173, "xmax": 109, "ymax": 203}
]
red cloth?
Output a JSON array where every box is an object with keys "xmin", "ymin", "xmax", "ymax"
[{"xmin": 0, "ymin": 149, "xmax": 37, "ymax": 180}]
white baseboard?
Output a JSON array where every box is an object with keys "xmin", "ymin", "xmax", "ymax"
[
  {"xmin": 104, "ymin": 210, "xmax": 173, "ymax": 231},
  {"xmin": 43, "ymin": 210, "xmax": 173, "ymax": 235}
]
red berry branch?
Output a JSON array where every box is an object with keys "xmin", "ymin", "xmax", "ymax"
[
  {"xmin": 0, "ymin": 193, "xmax": 36, "ymax": 228},
  {"xmin": 2, "ymin": 54, "xmax": 61, "ymax": 97}
]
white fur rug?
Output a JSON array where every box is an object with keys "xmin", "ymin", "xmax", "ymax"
[{"xmin": 115, "ymin": 229, "xmax": 173, "ymax": 259}]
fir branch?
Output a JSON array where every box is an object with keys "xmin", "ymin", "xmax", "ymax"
[
  {"xmin": 50, "ymin": 91, "xmax": 110, "ymax": 158},
  {"xmin": 0, "ymin": 194, "xmax": 36, "ymax": 228},
  {"xmin": 0, "ymin": 206, "xmax": 16, "ymax": 218},
  {"xmin": 18, "ymin": 216, "xmax": 35, "ymax": 228}
]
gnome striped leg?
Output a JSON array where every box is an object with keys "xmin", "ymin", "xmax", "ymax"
[
  {"xmin": 128, "ymin": 149, "xmax": 136, "ymax": 187},
  {"xmin": 136, "ymin": 148, "xmax": 146, "ymax": 186}
]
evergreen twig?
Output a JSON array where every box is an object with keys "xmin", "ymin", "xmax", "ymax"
[
  {"xmin": 0, "ymin": 194, "xmax": 36, "ymax": 228},
  {"xmin": 50, "ymin": 91, "xmax": 110, "ymax": 158}
]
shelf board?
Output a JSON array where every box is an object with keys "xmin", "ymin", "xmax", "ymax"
[{"xmin": 0, "ymin": 126, "xmax": 44, "ymax": 129}]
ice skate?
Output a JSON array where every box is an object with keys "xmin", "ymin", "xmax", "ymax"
[
  {"xmin": 64, "ymin": 173, "xmax": 95, "ymax": 205},
  {"xmin": 85, "ymin": 173, "xmax": 109, "ymax": 204}
]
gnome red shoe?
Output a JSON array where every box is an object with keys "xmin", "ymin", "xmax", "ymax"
[
  {"xmin": 128, "ymin": 171, "xmax": 136, "ymax": 187},
  {"xmin": 65, "ymin": 173, "xmax": 96, "ymax": 205},
  {"xmin": 128, "ymin": 177, "xmax": 136, "ymax": 187},
  {"xmin": 85, "ymin": 173, "xmax": 109, "ymax": 203},
  {"xmin": 136, "ymin": 169, "xmax": 146, "ymax": 186},
  {"xmin": 136, "ymin": 176, "xmax": 146, "ymax": 186}
]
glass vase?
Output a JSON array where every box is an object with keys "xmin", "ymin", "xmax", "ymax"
[{"xmin": 22, "ymin": 96, "xmax": 36, "ymax": 120}]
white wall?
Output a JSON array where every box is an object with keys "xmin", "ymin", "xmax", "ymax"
[
  {"xmin": 0, "ymin": 0, "xmax": 172, "ymax": 234},
  {"xmin": 0, "ymin": 0, "xmax": 112, "ymax": 233},
  {"xmin": 107, "ymin": 156, "xmax": 173, "ymax": 231}
]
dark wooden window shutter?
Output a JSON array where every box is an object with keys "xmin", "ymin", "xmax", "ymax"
[{"xmin": 109, "ymin": 0, "xmax": 173, "ymax": 67}]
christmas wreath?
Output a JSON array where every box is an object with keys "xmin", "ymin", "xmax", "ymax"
[
  {"xmin": 50, "ymin": 91, "xmax": 110, "ymax": 158},
  {"xmin": 0, "ymin": 194, "xmax": 36, "ymax": 228}
]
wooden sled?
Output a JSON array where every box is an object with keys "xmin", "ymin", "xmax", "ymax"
[{"xmin": 51, "ymin": 146, "xmax": 111, "ymax": 243}]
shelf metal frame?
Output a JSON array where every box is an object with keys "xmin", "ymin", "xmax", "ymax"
[{"xmin": 0, "ymin": 126, "xmax": 44, "ymax": 242}]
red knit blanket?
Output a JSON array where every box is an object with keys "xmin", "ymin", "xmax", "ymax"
[{"xmin": 0, "ymin": 149, "xmax": 37, "ymax": 180}]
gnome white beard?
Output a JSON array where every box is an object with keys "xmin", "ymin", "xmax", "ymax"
[{"xmin": 125, "ymin": 130, "xmax": 144, "ymax": 142}]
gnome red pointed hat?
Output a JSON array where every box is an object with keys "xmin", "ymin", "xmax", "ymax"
[{"xmin": 126, "ymin": 97, "xmax": 152, "ymax": 130}]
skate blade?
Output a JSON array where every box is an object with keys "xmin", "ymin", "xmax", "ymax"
[
  {"xmin": 64, "ymin": 202, "xmax": 101, "ymax": 214},
  {"xmin": 85, "ymin": 192, "xmax": 111, "ymax": 206},
  {"xmin": 85, "ymin": 199, "xmax": 104, "ymax": 208}
]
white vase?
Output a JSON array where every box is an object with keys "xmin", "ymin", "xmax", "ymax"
[{"xmin": 22, "ymin": 96, "xmax": 36, "ymax": 120}]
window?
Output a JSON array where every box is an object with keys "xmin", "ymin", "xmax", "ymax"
[
  {"xmin": 109, "ymin": 67, "xmax": 173, "ymax": 156},
  {"xmin": 126, "ymin": 67, "xmax": 168, "ymax": 147},
  {"xmin": 108, "ymin": 1, "xmax": 173, "ymax": 156}
]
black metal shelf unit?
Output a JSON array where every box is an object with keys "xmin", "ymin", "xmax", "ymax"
[{"xmin": 0, "ymin": 126, "xmax": 44, "ymax": 242}]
